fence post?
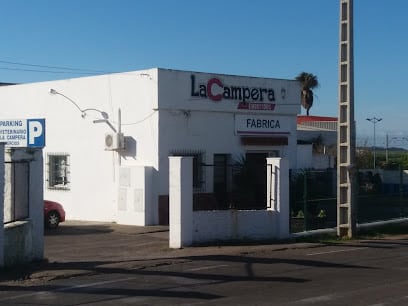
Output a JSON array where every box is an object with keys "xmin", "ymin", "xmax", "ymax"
[
  {"xmin": 169, "ymin": 156, "xmax": 193, "ymax": 248},
  {"xmin": 303, "ymin": 171, "xmax": 308, "ymax": 231},
  {"xmin": 399, "ymin": 164, "xmax": 403, "ymax": 218},
  {"xmin": 0, "ymin": 144, "xmax": 5, "ymax": 267},
  {"xmin": 267, "ymin": 157, "xmax": 289, "ymax": 239}
]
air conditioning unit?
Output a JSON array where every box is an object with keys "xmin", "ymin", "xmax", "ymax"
[{"xmin": 105, "ymin": 132, "xmax": 125, "ymax": 151}]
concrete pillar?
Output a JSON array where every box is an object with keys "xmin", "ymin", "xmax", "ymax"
[
  {"xmin": 0, "ymin": 144, "xmax": 5, "ymax": 267},
  {"xmin": 267, "ymin": 157, "xmax": 289, "ymax": 239},
  {"xmin": 169, "ymin": 156, "xmax": 193, "ymax": 248}
]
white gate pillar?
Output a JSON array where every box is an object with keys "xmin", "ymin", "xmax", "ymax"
[
  {"xmin": 267, "ymin": 157, "xmax": 290, "ymax": 239},
  {"xmin": 0, "ymin": 144, "xmax": 5, "ymax": 267},
  {"xmin": 169, "ymin": 156, "xmax": 193, "ymax": 248}
]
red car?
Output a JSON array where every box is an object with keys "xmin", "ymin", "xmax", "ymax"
[{"xmin": 44, "ymin": 200, "xmax": 66, "ymax": 229}]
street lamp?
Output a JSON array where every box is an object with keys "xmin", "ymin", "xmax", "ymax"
[
  {"xmin": 49, "ymin": 88, "xmax": 109, "ymax": 120},
  {"xmin": 49, "ymin": 88, "xmax": 116, "ymax": 132},
  {"xmin": 366, "ymin": 117, "xmax": 382, "ymax": 168}
]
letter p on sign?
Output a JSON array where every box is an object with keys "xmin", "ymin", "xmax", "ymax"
[{"xmin": 27, "ymin": 119, "xmax": 46, "ymax": 147}]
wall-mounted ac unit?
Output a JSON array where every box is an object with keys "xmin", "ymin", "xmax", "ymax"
[{"xmin": 105, "ymin": 132, "xmax": 125, "ymax": 151}]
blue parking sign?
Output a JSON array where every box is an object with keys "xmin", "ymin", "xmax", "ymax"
[{"xmin": 27, "ymin": 119, "xmax": 46, "ymax": 147}]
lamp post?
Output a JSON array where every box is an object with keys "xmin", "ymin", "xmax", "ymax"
[
  {"xmin": 49, "ymin": 88, "xmax": 117, "ymax": 132},
  {"xmin": 49, "ymin": 88, "xmax": 109, "ymax": 120},
  {"xmin": 366, "ymin": 117, "xmax": 382, "ymax": 168}
]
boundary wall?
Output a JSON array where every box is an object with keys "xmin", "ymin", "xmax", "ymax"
[
  {"xmin": 1, "ymin": 148, "xmax": 44, "ymax": 268},
  {"xmin": 169, "ymin": 156, "xmax": 289, "ymax": 248}
]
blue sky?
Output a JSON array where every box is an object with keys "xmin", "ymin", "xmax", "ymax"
[{"xmin": 1, "ymin": 0, "xmax": 407, "ymax": 148}]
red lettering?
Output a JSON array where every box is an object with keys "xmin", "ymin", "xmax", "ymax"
[{"xmin": 207, "ymin": 78, "xmax": 223, "ymax": 102}]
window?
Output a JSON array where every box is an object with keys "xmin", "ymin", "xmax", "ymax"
[{"xmin": 47, "ymin": 153, "xmax": 70, "ymax": 190}]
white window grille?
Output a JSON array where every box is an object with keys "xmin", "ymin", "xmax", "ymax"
[{"xmin": 47, "ymin": 153, "xmax": 70, "ymax": 190}]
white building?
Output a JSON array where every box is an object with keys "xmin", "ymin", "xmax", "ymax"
[
  {"xmin": 297, "ymin": 115, "xmax": 337, "ymax": 169},
  {"xmin": 0, "ymin": 68, "xmax": 300, "ymax": 225}
]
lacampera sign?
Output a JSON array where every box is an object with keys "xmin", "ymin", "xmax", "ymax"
[{"xmin": 190, "ymin": 74, "xmax": 284, "ymax": 111}]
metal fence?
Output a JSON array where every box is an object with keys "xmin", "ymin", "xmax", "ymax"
[
  {"xmin": 191, "ymin": 159, "xmax": 408, "ymax": 232},
  {"xmin": 290, "ymin": 169, "xmax": 337, "ymax": 232},
  {"xmin": 290, "ymin": 168, "xmax": 408, "ymax": 233},
  {"xmin": 3, "ymin": 161, "xmax": 30, "ymax": 224},
  {"xmin": 357, "ymin": 169, "xmax": 408, "ymax": 223},
  {"xmin": 193, "ymin": 162, "xmax": 267, "ymax": 211}
]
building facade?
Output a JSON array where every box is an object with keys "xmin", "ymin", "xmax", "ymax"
[
  {"xmin": 297, "ymin": 115, "xmax": 337, "ymax": 169},
  {"xmin": 0, "ymin": 68, "xmax": 300, "ymax": 225}
]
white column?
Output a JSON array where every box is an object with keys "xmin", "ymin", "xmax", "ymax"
[
  {"xmin": 267, "ymin": 157, "xmax": 289, "ymax": 239},
  {"xmin": 169, "ymin": 156, "xmax": 193, "ymax": 248},
  {"xmin": 0, "ymin": 144, "xmax": 5, "ymax": 267}
]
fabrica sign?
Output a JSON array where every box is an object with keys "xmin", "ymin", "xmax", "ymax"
[
  {"xmin": 0, "ymin": 118, "xmax": 46, "ymax": 148},
  {"xmin": 235, "ymin": 114, "xmax": 290, "ymax": 135}
]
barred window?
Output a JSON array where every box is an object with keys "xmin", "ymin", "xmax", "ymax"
[{"xmin": 47, "ymin": 153, "xmax": 70, "ymax": 190}]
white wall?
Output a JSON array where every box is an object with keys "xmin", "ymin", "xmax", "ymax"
[
  {"xmin": 1, "ymin": 148, "xmax": 44, "ymax": 267},
  {"xmin": 0, "ymin": 69, "xmax": 159, "ymax": 223},
  {"xmin": 117, "ymin": 165, "xmax": 156, "ymax": 226},
  {"xmin": 193, "ymin": 210, "xmax": 278, "ymax": 242},
  {"xmin": 312, "ymin": 154, "xmax": 334, "ymax": 169},
  {"xmin": 0, "ymin": 144, "xmax": 4, "ymax": 266},
  {"xmin": 296, "ymin": 144, "xmax": 335, "ymax": 170}
]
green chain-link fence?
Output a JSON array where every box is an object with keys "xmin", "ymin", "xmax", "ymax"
[{"xmin": 290, "ymin": 168, "xmax": 408, "ymax": 233}]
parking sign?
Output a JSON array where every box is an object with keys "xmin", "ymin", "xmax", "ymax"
[{"xmin": 0, "ymin": 118, "xmax": 46, "ymax": 148}]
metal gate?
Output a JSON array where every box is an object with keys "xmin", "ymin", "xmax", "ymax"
[{"xmin": 194, "ymin": 158, "xmax": 267, "ymax": 211}]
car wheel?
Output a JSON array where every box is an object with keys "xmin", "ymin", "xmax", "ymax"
[{"xmin": 46, "ymin": 211, "xmax": 60, "ymax": 229}]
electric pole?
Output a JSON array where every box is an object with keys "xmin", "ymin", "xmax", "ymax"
[{"xmin": 337, "ymin": 0, "xmax": 356, "ymax": 238}]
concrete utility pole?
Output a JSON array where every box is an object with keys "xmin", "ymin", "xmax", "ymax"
[{"xmin": 337, "ymin": 0, "xmax": 356, "ymax": 238}]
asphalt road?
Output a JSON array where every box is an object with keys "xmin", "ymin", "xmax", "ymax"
[{"xmin": 0, "ymin": 221, "xmax": 407, "ymax": 305}]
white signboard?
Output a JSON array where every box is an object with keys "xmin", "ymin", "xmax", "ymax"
[
  {"xmin": 235, "ymin": 114, "xmax": 291, "ymax": 135},
  {"xmin": 0, "ymin": 118, "xmax": 46, "ymax": 147},
  {"xmin": 158, "ymin": 70, "xmax": 300, "ymax": 115}
]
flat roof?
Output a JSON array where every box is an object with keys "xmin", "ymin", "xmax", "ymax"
[{"xmin": 297, "ymin": 115, "xmax": 337, "ymax": 124}]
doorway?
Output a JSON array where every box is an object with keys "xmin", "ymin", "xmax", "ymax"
[{"xmin": 245, "ymin": 151, "xmax": 279, "ymax": 209}]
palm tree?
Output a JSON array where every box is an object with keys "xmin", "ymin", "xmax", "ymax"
[{"xmin": 295, "ymin": 72, "xmax": 319, "ymax": 116}]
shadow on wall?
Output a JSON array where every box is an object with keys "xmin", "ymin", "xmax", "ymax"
[{"xmin": 121, "ymin": 137, "xmax": 137, "ymax": 160}]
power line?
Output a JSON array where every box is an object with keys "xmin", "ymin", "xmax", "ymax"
[
  {"xmin": 0, "ymin": 66, "xmax": 101, "ymax": 75},
  {"xmin": 0, "ymin": 60, "xmax": 114, "ymax": 74}
]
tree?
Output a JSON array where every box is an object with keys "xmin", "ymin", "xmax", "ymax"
[
  {"xmin": 355, "ymin": 149, "xmax": 374, "ymax": 169},
  {"xmin": 295, "ymin": 72, "xmax": 319, "ymax": 116}
]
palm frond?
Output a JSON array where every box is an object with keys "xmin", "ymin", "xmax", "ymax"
[{"xmin": 295, "ymin": 72, "xmax": 319, "ymax": 90}]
